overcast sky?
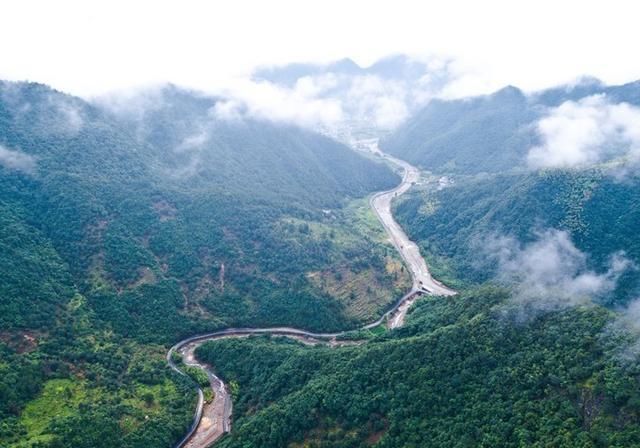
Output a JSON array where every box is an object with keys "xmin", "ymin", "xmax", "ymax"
[{"xmin": 1, "ymin": 0, "xmax": 639, "ymax": 98}]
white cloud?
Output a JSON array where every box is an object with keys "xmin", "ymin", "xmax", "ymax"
[
  {"xmin": 170, "ymin": 128, "xmax": 209, "ymax": 177},
  {"xmin": 1, "ymin": 1, "xmax": 639, "ymax": 99},
  {"xmin": 211, "ymin": 58, "xmax": 451, "ymax": 132},
  {"xmin": 295, "ymin": 74, "xmax": 340, "ymax": 98},
  {"xmin": 175, "ymin": 129, "xmax": 209, "ymax": 153},
  {"xmin": 1, "ymin": 83, "xmax": 84, "ymax": 136},
  {"xmin": 615, "ymin": 299, "xmax": 640, "ymax": 335},
  {"xmin": 343, "ymin": 75, "xmax": 409, "ymax": 129},
  {"xmin": 486, "ymin": 229, "xmax": 631, "ymax": 316},
  {"xmin": 606, "ymin": 298, "xmax": 640, "ymax": 360},
  {"xmin": 0, "ymin": 145, "xmax": 37, "ymax": 174},
  {"xmin": 95, "ymin": 85, "xmax": 167, "ymax": 120},
  {"xmin": 48, "ymin": 96, "xmax": 84, "ymax": 135},
  {"xmin": 528, "ymin": 95, "xmax": 640, "ymax": 170},
  {"xmin": 211, "ymin": 79, "xmax": 344, "ymax": 129}
]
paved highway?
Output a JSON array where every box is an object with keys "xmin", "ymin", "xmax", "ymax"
[
  {"xmin": 370, "ymin": 151, "xmax": 456, "ymax": 298},
  {"xmin": 168, "ymin": 142, "xmax": 455, "ymax": 447}
]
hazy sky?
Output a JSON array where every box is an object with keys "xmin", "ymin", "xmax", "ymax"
[{"xmin": 1, "ymin": 0, "xmax": 639, "ymax": 97}]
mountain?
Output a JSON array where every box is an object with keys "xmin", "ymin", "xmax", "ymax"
[
  {"xmin": 380, "ymin": 86, "xmax": 536, "ymax": 173},
  {"xmin": 4, "ymin": 72, "xmax": 640, "ymax": 448},
  {"xmin": 112, "ymin": 85, "xmax": 393, "ymax": 207},
  {"xmin": 178, "ymin": 78, "xmax": 640, "ymax": 448},
  {"xmin": 196, "ymin": 287, "xmax": 640, "ymax": 448},
  {"xmin": 381, "ymin": 80, "xmax": 640, "ymax": 174},
  {"xmin": 393, "ymin": 170, "xmax": 640, "ymax": 305},
  {"xmin": 252, "ymin": 55, "xmax": 430, "ymax": 86},
  {"xmin": 0, "ymin": 80, "xmax": 407, "ymax": 447},
  {"xmin": 534, "ymin": 77, "xmax": 640, "ymax": 107},
  {"xmin": 380, "ymin": 80, "xmax": 640, "ymax": 303},
  {"xmin": 252, "ymin": 54, "xmax": 452, "ymax": 139},
  {"xmin": 0, "ymin": 81, "xmax": 403, "ymax": 335}
]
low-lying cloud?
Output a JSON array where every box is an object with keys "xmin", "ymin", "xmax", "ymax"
[
  {"xmin": 486, "ymin": 229, "xmax": 631, "ymax": 317},
  {"xmin": 212, "ymin": 56, "xmax": 454, "ymax": 135},
  {"xmin": 91, "ymin": 55, "xmax": 456, "ymax": 143},
  {"xmin": 0, "ymin": 145, "xmax": 37, "ymax": 174},
  {"xmin": 608, "ymin": 298, "xmax": 640, "ymax": 359},
  {"xmin": 528, "ymin": 95, "xmax": 640, "ymax": 170},
  {"xmin": 211, "ymin": 78, "xmax": 344, "ymax": 129},
  {"xmin": 1, "ymin": 82, "xmax": 85, "ymax": 136},
  {"xmin": 50, "ymin": 97, "xmax": 84, "ymax": 135}
]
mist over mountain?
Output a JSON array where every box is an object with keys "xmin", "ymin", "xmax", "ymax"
[
  {"xmin": 211, "ymin": 54, "xmax": 453, "ymax": 141},
  {"xmin": 3, "ymin": 0, "xmax": 640, "ymax": 445},
  {"xmin": 253, "ymin": 55, "xmax": 440, "ymax": 87},
  {"xmin": 253, "ymin": 58, "xmax": 366, "ymax": 86},
  {"xmin": 0, "ymin": 79, "xmax": 411, "ymax": 446},
  {"xmin": 378, "ymin": 76, "xmax": 640, "ymax": 309},
  {"xmin": 3, "ymin": 53, "xmax": 640, "ymax": 448},
  {"xmin": 381, "ymin": 79, "xmax": 640, "ymax": 175}
]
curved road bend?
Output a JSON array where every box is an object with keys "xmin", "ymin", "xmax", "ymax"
[{"xmin": 168, "ymin": 143, "xmax": 456, "ymax": 447}]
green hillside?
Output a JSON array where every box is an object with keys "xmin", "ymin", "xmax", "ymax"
[
  {"xmin": 393, "ymin": 170, "xmax": 640, "ymax": 304},
  {"xmin": 197, "ymin": 287, "xmax": 640, "ymax": 448},
  {"xmin": 3, "ymin": 74, "xmax": 640, "ymax": 448},
  {"xmin": 188, "ymin": 79, "xmax": 640, "ymax": 448},
  {"xmin": 380, "ymin": 86, "xmax": 536, "ymax": 173},
  {"xmin": 0, "ymin": 81, "xmax": 406, "ymax": 447},
  {"xmin": 381, "ymin": 81, "xmax": 640, "ymax": 174}
]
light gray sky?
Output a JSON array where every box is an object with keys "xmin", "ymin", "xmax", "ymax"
[{"xmin": 1, "ymin": 0, "xmax": 639, "ymax": 97}]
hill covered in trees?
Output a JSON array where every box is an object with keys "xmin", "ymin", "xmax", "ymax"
[
  {"xmin": 0, "ymin": 80, "xmax": 406, "ymax": 446},
  {"xmin": 197, "ymin": 287, "xmax": 640, "ymax": 448},
  {"xmin": 3, "ymin": 73, "xmax": 640, "ymax": 448},
  {"xmin": 191, "ymin": 79, "xmax": 640, "ymax": 448},
  {"xmin": 380, "ymin": 80, "xmax": 640, "ymax": 174},
  {"xmin": 381, "ymin": 79, "xmax": 640, "ymax": 304},
  {"xmin": 393, "ymin": 170, "xmax": 640, "ymax": 305}
]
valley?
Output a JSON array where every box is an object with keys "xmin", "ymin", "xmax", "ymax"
[
  {"xmin": 0, "ymin": 82, "xmax": 409, "ymax": 448},
  {"xmin": 167, "ymin": 143, "xmax": 455, "ymax": 447},
  {"xmin": 2, "ymin": 48, "xmax": 640, "ymax": 448}
]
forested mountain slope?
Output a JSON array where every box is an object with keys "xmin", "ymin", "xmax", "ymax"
[
  {"xmin": 0, "ymin": 81, "xmax": 402, "ymax": 338},
  {"xmin": 191, "ymin": 79, "xmax": 640, "ymax": 448},
  {"xmin": 393, "ymin": 170, "xmax": 640, "ymax": 304},
  {"xmin": 381, "ymin": 80, "xmax": 640, "ymax": 174},
  {"xmin": 4, "ymin": 72, "xmax": 640, "ymax": 448},
  {"xmin": 381, "ymin": 78, "xmax": 640, "ymax": 303},
  {"xmin": 0, "ymin": 80, "xmax": 406, "ymax": 447},
  {"xmin": 197, "ymin": 288, "xmax": 640, "ymax": 448}
]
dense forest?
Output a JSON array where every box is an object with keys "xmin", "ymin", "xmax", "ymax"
[
  {"xmin": 380, "ymin": 80, "xmax": 640, "ymax": 174},
  {"xmin": 197, "ymin": 287, "xmax": 640, "ymax": 447},
  {"xmin": 0, "ymin": 80, "xmax": 406, "ymax": 446},
  {"xmin": 3, "ymin": 72, "xmax": 640, "ymax": 448},
  {"xmin": 393, "ymin": 170, "xmax": 640, "ymax": 304},
  {"xmin": 192, "ymin": 79, "xmax": 640, "ymax": 447}
]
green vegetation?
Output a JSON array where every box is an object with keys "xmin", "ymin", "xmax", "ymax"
[
  {"xmin": 0, "ymin": 81, "xmax": 402, "ymax": 447},
  {"xmin": 3, "ymin": 74, "xmax": 640, "ymax": 448},
  {"xmin": 197, "ymin": 288, "xmax": 640, "ymax": 448},
  {"xmin": 380, "ymin": 86, "xmax": 537, "ymax": 174},
  {"xmin": 380, "ymin": 80, "xmax": 640, "ymax": 174},
  {"xmin": 0, "ymin": 327, "xmax": 196, "ymax": 448},
  {"xmin": 190, "ymin": 80, "xmax": 640, "ymax": 448},
  {"xmin": 393, "ymin": 170, "xmax": 640, "ymax": 303},
  {"xmin": 184, "ymin": 366, "xmax": 210, "ymax": 388}
]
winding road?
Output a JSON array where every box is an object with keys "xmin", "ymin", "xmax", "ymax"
[{"xmin": 167, "ymin": 141, "xmax": 456, "ymax": 447}]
